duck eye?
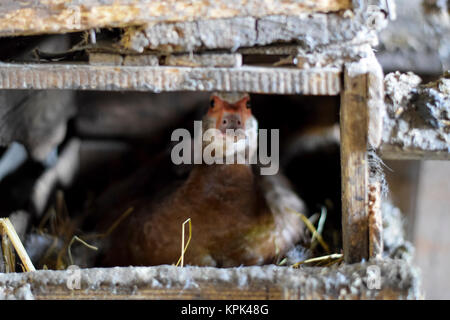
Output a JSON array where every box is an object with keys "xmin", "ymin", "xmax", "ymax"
[
  {"xmin": 210, "ymin": 99, "xmax": 215, "ymax": 108},
  {"xmin": 246, "ymin": 101, "xmax": 251, "ymax": 109}
]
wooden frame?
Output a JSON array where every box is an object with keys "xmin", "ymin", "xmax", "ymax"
[
  {"xmin": 0, "ymin": 56, "xmax": 383, "ymax": 262},
  {"xmin": 0, "ymin": 0, "xmax": 423, "ymax": 300},
  {"xmin": 0, "ymin": 260, "xmax": 420, "ymax": 299},
  {"xmin": 0, "ymin": 55, "xmax": 380, "ymax": 255}
]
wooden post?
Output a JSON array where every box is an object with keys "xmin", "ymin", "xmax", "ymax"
[
  {"xmin": 341, "ymin": 66, "xmax": 369, "ymax": 263},
  {"xmin": 340, "ymin": 48, "xmax": 384, "ymax": 263}
]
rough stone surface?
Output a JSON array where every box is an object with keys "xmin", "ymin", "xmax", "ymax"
[
  {"xmin": 165, "ymin": 53, "xmax": 242, "ymax": 68},
  {"xmin": 0, "ymin": 259, "xmax": 422, "ymax": 299},
  {"xmin": 0, "ymin": 64, "xmax": 342, "ymax": 95},
  {"xmin": 380, "ymin": 71, "xmax": 450, "ymax": 159},
  {"xmin": 122, "ymin": 8, "xmax": 386, "ymax": 53}
]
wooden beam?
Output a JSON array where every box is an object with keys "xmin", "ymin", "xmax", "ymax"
[
  {"xmin": 165, "ymin": 54, "xmax": 242, "ymax": 68},
  {"xmin": 341, "ymin": 63, "xmax": 369, "ymax": 264},
  {"xmin": 340, "ymin": 48, "xmax": 385, "ymax": 263},
  {"xmin": 0, "ymin": 63, "xmax": 341, "ymax": 95},
  {"xmin": 0, "ymin": 260, "xmax": 421, "ymax": 299},
  {"xmin": 379, "ymin": 147, "xmax": 450, "ymax": 160},
  {"xmin": 0, "ymin": 0, "xmax": 352, "ymax": 37}
]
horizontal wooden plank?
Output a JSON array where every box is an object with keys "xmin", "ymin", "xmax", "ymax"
[
  {"xmin": 0, "ymin": 63, "xmax": 341, "ymax": 95},
  {"xmin": 0, "ymin": 0, "xmax": 352, "ymax": 37},
  {"xmin": 0, "ymin": 260, "xmax": 421, "ymax": 299},
  {"xmin": 379, "ymin": 146, "xmax": 450, "ymax": 160}
]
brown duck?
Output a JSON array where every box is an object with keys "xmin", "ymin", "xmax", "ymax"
[{"xmin": 95, "ymin": 92, "xmax": 306, "ymax": 267}]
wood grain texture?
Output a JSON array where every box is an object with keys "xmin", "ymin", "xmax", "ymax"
[
  {"xmin": 0, "ymin": 0, "xmax": 352, "ymax": 37},
  {"xmin": 0, "ymin": 260, "xmax": 421, "ymax": 299},
  {"xmin": 379, "ymin": 147, "xmax": 450, "ymax": 160},
  {"xmin": 340, "ymin": 63, "xmax": 369, "ymax": 264},
  {"xmin": 165, "ymin": 53, "xmax": 242, "ymax": 68},
  {"xmin": 0, "ymin": 63, "xmax": 341, "ymax": 95},
  {"xmin": 340, "ymin": 48, "xmax": 385, "ymax": 263},
  {"xmin": 365, "ymin": 53, "xmax": 385, "ymax": 149},
  {"xmin": 121, "ymin": 11, "xmax": 382, "ymax": 53}
]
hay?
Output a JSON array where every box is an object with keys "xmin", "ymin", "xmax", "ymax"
[
  {"xmin": 286, "ymin": 207, "xmax": 330, "ymax": 253},
  {"xmin": 67, "ymin": 236, "xmax": 98, "ymax": 266},
  {"xmin": 310, "ymin": 206, "xmax": 327, "ymax": 252},
  {"xmin": 0, "ymin": 218, "xmax": 35, "ymax": 272},
  {"xmin": 176, "ymin": 218, "xmax": 192, "ymax": 267},
  {"xmin": 291, "ymin": 253, "xmax": 343, "ymax": 268}
]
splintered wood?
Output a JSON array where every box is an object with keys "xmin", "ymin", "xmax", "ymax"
[
  {"xmin": 0, "ymin": 0, "xmax": 352, "ymax": 36},
  {"xmin": 340, "ymin": 51, "xmax": 384, "ymax": 264}
]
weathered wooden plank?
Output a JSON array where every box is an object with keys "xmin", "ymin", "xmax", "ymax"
[
  {"xmin": 89, "ymin": 53, "xmax": 124, "ymax": 66},
  {"xmin": 0, "ymin": 63, "xmax": 341, "ymax": 95},
  {"xmin": 0, "ymin": 260, "xmax": 421, "ymax": 299},
  {"xmin": 121, "ymin": 10, "xmax": 383, "ymax": 53},
  {"xmin": 340, "ymin": 48, "xmax": 384, "ymax": 263},
  {"xmin": 379, "ymin": 147, "xmax": 450, "ymax": 160},
  {"xmin": 165, "ymin": 53, "xmax": 242, "ymax": 68},
  {"xmin": 89, "ymin": 53, "xmax": 160, "ymax": 66},
  {"xmin": 366, "ymin": 52, "xmax": 385, "ymax": 149},
  {"xmin": 123, "ymin": 55, "xmax": 159, "ymax": 66},
  {"xmin": 0, "ymin": 0, "xmax": 352, "ymax": 37},
  {"xmin": 340, "ymin": 62, "xmax": 369, "ymax": 264}
]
